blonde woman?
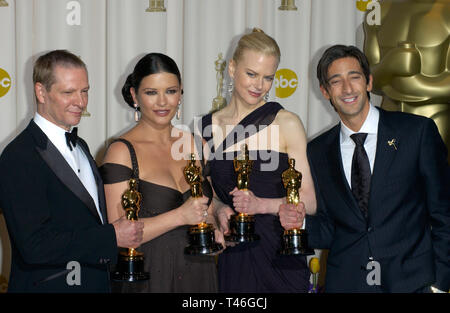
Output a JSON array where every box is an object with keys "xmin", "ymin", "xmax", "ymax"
[{"xmin": 199, "ymin": 29, "xmax": 317, "ymax": 292}]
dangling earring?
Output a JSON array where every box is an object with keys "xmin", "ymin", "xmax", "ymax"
[
  {"xmin": 264, "ymin": 92, "xmax": 269, "ymax": 102},
  {"xmin": 227, "ymin": 81, "xmax": 234, "ymax": 96},
  {"xmin": 134, "ymin": 104, "xmax": 140, "ymax": 122},
  {"xmin": 176, "ymin": 100, "xmax": 181, "ymax": 120}
]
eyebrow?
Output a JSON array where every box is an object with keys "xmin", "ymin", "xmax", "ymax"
[
  {"xmin": 327, "ymin": 70, "xmax": 363, "ymax": 82},
  {"xmin": 245, "ymin": 68, "xmax": 275, "ymax": 77},
  {"xmin": 64, "ymin": 86, "xmax": 89, "ymax": 92},
  {"xmin": 142, "ymin": 86, "xmax": 179, "ymax": 90}
]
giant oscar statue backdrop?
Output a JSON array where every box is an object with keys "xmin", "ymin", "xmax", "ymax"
[{"xmin": 363, "ymin": 0, "xmax": 450, "ymax": 162}]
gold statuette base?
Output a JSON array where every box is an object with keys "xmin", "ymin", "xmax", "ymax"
[
  {"xmin": 185, "ymin": 223, "xmax": 223, "ymax": 255},
  {"xmin": 279, "ymin": 228, "xmax": 314, "ymax": 256},
  {"xmin": 112, "ymin": 249, "xmax": 150, "ymax": 282},
  {"xmin": 225, "ymin": 213, "xmax": 260, "ymax": 243}
]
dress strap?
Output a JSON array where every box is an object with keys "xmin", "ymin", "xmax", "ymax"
[
  {"xmin": 219, "ymin": 101, "xmax": 284, "ymax": 153},
  {"xmin": 198, "ymin": 113, "xmax": 214, "ymax": 153},
  {"xmin": 197, "ymin": 102, "xmax": 284, "ymax": 158},
  {"xmin": 110, "ymin": 138, "xmax": 139, "ymax": 180}
]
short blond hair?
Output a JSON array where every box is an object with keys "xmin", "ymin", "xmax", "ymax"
[
  {"xmin": 232, "ymin": 28, "xmax": 281, "ymax": 64},
  {"xmin": 33, "ymin": 50, "xmax": 86, "ymax": 91}
]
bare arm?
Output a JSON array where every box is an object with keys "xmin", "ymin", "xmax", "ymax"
[
  {"xmin": 228, "ymin": 110, "xmax": 316, "ymax": 216},
  {"xmin": 278, "ymin": 110, "xmax": 317, "ymax": 215}
]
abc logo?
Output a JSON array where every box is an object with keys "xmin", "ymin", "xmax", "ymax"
[
  {"xmin": 356, "ymin": 0, "xmax": 372, "ymax": 12},
  {"xmin": 274, "ymin": 68, "xmax": 298, "ymax": 99},
  {"xmin": 0, "ymin": 68, "xmax": 12, "ymax": 98}
]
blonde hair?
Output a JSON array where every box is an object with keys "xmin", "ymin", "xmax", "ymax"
[
  {"xmin": 33, "ymin": 50, "xmax": 86, "ymax": 91},
  {"xmin": 232, "ymin": 28, "xmax": 281, "ymax": 64}
]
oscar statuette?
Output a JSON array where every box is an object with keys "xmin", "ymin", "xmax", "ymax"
[
  {"xmin": 278, "ymin": 0, "xmax": 297, "ymax": 11},
  {"xmin": 184, "ymin": 154, "xmax": 223, "ymax": 255},
  {"xmin": 145, "ymin": 0, "xmax": 166, "ymax": 12},
  {"xmin": 112, "ymin": 179, "xmax": 150, "ymax": 282},
  {"xmin": 226, "ymin": 144, "xmax": 260, "ymax": 243},
  {"xmin": 279, "ymin": 158, "xmax": 314, "ymax": 255},
  {"xmin": 211, "ymin": 53, "xmax": 227, "ymax": 113}
]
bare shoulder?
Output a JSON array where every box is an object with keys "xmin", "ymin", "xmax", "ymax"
[
  {"xmin": 102, "ymin": 139, "xmax": 133, "ymax": 167},
  {"xmin": 275, "ymin": 109, "xmax": 306, "ymax": 135}
]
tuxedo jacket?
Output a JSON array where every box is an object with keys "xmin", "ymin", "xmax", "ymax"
[
  {"xmin": 306, "ymin": 108, "xmax": 450, "ymax": 293},
  {"xmin": 0, "ymin": 120, "xmax": 118, "ymax": 292}
]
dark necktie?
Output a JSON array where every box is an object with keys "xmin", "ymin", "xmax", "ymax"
[
  {"xmin": 350, "ymin": 133, "xmax": 371, "ymax": 219},
  {"xmin": 65, "ymin": 127, "xmax": 78, "ymax": 151}
]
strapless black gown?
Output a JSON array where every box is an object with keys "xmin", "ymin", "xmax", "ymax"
[
  {"xmin": 200, "ymin": 102, "xmax": 309, "ymax": 292},
  {"xmin": 99, "ymin": 139, "xmax": 218, "ymax": 293}
]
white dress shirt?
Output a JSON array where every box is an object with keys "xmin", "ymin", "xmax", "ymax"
[
  {"xmin": 33, "ymin": 113, "xmax": 103, "ymax": 224},
  {"xmin": 340, "ymin": 104, "xmax": 379, "ymax": 189}
]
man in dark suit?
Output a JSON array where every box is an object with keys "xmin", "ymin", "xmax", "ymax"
[
  {"xmin": 279, "ymin": 45, "xmax": 449, "ymax": 292},
  {"xmin": 0, "ymin": 50, "xmax": 144, "ymax": 292}
]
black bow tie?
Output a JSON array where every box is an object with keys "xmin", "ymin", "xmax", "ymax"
[{"xmin": 65, "ymin": 127, "xmax": 78, "ymax": 151}]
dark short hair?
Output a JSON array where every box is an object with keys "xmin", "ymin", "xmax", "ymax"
[
  {"xmin": 317, "ymin": 45, "xmax": 371, "ymax": 94},
  {"xmin": 33, "ymin": 50, "xmax": 87, "ymax": 91},
  {"xmin": 122, "ymin": 53, "xmax": 182, "ymax": 109}
]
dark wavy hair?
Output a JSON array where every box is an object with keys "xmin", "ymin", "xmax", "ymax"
[
  {"xmin": 122, "ymin": 53, "xmax": 182, "ymax": 109},
  {"xmin": 317, "ymin": 45, "xmax": 371, "ymax": 104}
]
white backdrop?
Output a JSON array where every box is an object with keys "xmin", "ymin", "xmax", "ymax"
[{"xmin": 0, "ymin": 0, "xmax": 384, "ymax": 284}]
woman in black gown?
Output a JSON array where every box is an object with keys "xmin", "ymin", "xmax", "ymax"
[
  {"xmin": 100, "ymin": 53, "xmax": 218, "ymax": 292},
  {"xmin": 199, "ymin": 29, "xmax": 317, "ymax": 292}
]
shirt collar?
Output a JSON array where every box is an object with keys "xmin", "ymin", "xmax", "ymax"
[
  {"xmin": 33, "ymin": 112, "xmax": 74, "ymax": 152},
  {"xmin": 340, "ymin": 103, "xmax": 379, "ymax": 144}
]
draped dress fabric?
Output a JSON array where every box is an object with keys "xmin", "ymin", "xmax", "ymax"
[
  {"xmin": 200, "ymin": 102, "xmax": 310, "ymax": 292},
  {"xmin": 99, "ymin": 139, "xmax": 218, "ymax": 293}
]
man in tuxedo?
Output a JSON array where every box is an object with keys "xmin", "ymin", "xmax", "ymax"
[
  {"xmin": 0, "ymin": 50, "xmax": 143, "ymax": 292},
  {"xmin": 279, "ymin": 45, "xmax": 449, "ymax": 292}
]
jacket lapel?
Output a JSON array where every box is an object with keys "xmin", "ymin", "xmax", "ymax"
[
  {"xmin": 369, "ymin": 109, "xmax": 399, "ymax": 209},
  {"xmin": 78, "ymin": 139, "xmax": 108, "ymax": 224},
  {"xmin": 326, "ymin": 125, "xmax": 366, "ymax": 223},
  {"xmin": 28, "ymin": 120, "xmax": 103, "ymax": 224}
]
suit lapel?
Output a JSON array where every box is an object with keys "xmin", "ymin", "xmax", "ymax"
[
  {"xmin": 326, "ymin": 125, "xmax": 366, "ymax": 223},
  {"xmin": 78, "ymin": 139, "xmax": 108, "ymax": 224},
  {"xmin": 28, "ymin": 121, "xmax": 103, "ymax": 224},
  {"xmin": 369, "ymin": 109, "xmax": 399, "ymax": 208}
]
